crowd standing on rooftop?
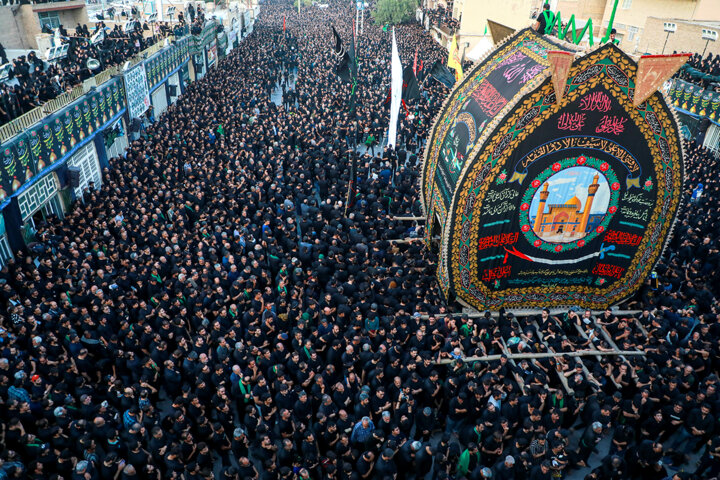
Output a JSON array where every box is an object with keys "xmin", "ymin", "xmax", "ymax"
[
  {"xmin": 422, "ymin": 7, "xmax": 459, "ymax": 34},
  {"xmin": 1, "ymin": 1, "xmax": 720, "ymax": 480},
  {"xmin": 0, "ymin": 11, "xmax": 198, "ymax": 126},
  {"xmin": 673, "ymin": 52, "xmax": 720, "ymax": 89}
]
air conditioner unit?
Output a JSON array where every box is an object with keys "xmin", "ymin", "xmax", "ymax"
[{"xmin": 702, "ymin": 29, "xmax": 718, "ymax": 41}]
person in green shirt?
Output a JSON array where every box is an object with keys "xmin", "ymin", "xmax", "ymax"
[
  {"xmin": 456, "ymin": 442, "xmax": 481, "ymax": 477},
  {"xmin": 365, "ymin": 316, "xmax": 379, "ymax": 333},
  {"xmin": 459, "ymin": 318, "xmax": 475, "ymax": 337}
]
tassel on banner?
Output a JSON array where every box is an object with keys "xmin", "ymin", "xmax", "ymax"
[{"xmin": 402, "ymin": 99, "xmax": 410, "ymax": 118}]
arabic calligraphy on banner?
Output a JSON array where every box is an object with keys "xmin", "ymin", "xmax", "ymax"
[{"xmin": 146, "ymin": 40, "xmax": 190, "ymax": 89}]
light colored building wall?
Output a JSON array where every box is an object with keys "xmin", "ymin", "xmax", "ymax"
[
  {"xmin": 556, "ymin": 0, "xmax": 607, "ymax": 37},
  {"xmin": 0, "ymin": 3, "xmax": 90, "ymax": 50},
  {"xmin": 22, "ymin": 6, "xmax": 43, "ymax": 49},
  {"xmin": 639, "ymin": 17, "xmax": 720, "ymax": 56},
  {"xmin": 0, "ymin": 6, "xmax": 32, "ymax": 50},
  {"xmin": 447, "ymin": 0, "xmax": 536, "ymax": 61},
  {"xmin": 693, "ymin": 0, "xmax": 720, "ymax": 21},
  {"xmin": 458, "ymin": 0, "xmax": 536, "ymax": 34},
  {"xmin": 599, "ymin": 0, "xmax": 706, "ymax": 52},
  {"xmin": 55, "ymin": 9, "xmax": 91, "ymax": 31}
]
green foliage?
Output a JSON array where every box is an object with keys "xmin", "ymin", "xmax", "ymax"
[
  {"xmin": 372, "ymin": 0, "xmax": 416, "ymax": 26},
  {"xmin": 293, "ymin": 0, "xmax": 313, "ymax": 7}
]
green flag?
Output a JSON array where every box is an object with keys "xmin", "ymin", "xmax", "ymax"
[{"xmin": 383, "ymin": 24, "xmax": 388, "ymax": 32}]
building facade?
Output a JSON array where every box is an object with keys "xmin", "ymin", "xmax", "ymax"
[
  {"xmin": 0, "ymin": 1, "xmax": 89, "ymax": 50},
  {"xmin": 435, "ymin": 0, "xmax": 720, "ymax": 56},
  {"xmin": 638, "ymin": 17, "xmax": 720, "ymax": 56},
  {"xmin": 0, "ymin": 15, "xmax": 251, "ymax": 266}
]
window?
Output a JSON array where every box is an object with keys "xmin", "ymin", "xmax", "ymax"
[
  {"xmin": 627, "ymin": 26, "xmax": 639, "ymax": 41},
  {"xmin": 67, "ymin": 143, "xmax": 102, "ymax": 202},
  {"xmin": 18, "ymin": 174, "xmax": 59, "ymax": 222},
  {"xmin": 621, "ymin": 0, "xmax": 632, "ymax": 9},
  {"xmin": 0, "ymin": 235, "xmax": 12, "ymax": 267},
  {"xmin": 38, "ymin": 12, "xmax": 61, "ymax": 29}
]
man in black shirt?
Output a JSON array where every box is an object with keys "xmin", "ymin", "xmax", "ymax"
[
  {"xmin": 374, "ymin": 449, "xmax": 397, "ymax": 479},
  {"xmin": 533, "ymin": 3, "xmax": 554, "ymax": 35}
]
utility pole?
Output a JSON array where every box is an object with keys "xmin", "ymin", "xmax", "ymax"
[{"xmin": 361, "ymin": 4, "xmax": 364, "ymax": 35}]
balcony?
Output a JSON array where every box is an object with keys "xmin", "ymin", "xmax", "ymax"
[{"xmin": 32, "ymin": 0, "xmax": 86, "ymax": 12}]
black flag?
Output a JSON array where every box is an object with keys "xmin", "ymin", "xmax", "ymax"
[
  {"xmin": 331, "ymin": 26, "xmax": 352, "ymax": 83},
  {"xmin": 331, "ymin": 25, "xmax": 358, "ymax": 113},
  {"xmin": 332, "ymin": 25, "xmax": 359, "ymax": 216},
  {"xmin": 402, "ymin": 65, "xmax": 420, "ymax": 101},
  {"xmin": 428, "ymin": 60, "xmax": 456, "ymax": 88}
]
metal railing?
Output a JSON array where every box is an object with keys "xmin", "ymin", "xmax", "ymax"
[
  {"xmin": 31, "ymin": 0, "xmax": 84, "ymax": 4},
  {"xmin": 0, "ymin": 35, "xmax": 177, "ymax": 144}
]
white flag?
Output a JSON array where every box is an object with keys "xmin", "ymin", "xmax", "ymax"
[{"xmin": 388, "ymin": 27, "xmax": 402, "ymax": 148}]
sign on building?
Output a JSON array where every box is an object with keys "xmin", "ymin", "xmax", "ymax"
[{"xmin": 124, "ymin": 64, "xmax": 151, "ymax": 119}]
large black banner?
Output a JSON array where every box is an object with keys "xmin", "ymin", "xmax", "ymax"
[
  {"xmin": 443, "ymin": 44, "xmax": 685, "ymax": 310},
  {"xmin": 0, "ymin": 135, "xmax": 32, "ymax": 200}
]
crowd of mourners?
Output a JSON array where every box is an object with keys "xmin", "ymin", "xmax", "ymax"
[
  {"xmin": 422, "ymin": 6, "xmax": 459, "ymax": 34},
  {"xmin": 1, "ymin": 1, "xmax": 720, "ymax": 480},
  {"xmin": 673, "ymin": 52, "xmax": 720, "ymax": 89},
  {"xmin": 0, "ymin": 8, "xmax": 202, "ymax": 126}
]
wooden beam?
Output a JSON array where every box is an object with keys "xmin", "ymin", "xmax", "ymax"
[
  {"xmin": 528, "ymin": 320, "xmax": 573, "ymax": 395},
  {"xmin": 387, "ymin": 237, "xmax": 425, "ymax": 244},
  {"xmin": 434, "ymin": 349, "xmax": 645, "ymax": 365},
  {"xmin": 419, "ymin": 309, "xmax": 641, "ymax": 320},
  {"xmin": 568, "ymin": 322, "xmax": 621, "ymax": 389}
]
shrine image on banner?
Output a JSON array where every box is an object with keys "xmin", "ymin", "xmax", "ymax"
[{"xmin": 421, "ymin": 29, "xmax": 686, "ymax": 311}]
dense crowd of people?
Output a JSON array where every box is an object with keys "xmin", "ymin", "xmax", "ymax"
[
  {"xmin": 673, "ymin": 52, "xmax": 720, "ymax": 89},
  {"xmin": 1, "ymin": 1, "xmax": 720, "ymax": 480},
  {"xmin": 423, "ymin": 6, "xmax": 459, "ymax": 34}
]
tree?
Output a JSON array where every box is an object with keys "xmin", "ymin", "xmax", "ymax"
[
  {"xmin": 293, "ymin": 0, "xmax": 313, "ymax": 7},
  {"xmin": 371, "ymin": 0, "xmax": 417, "ymax": 26}
]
